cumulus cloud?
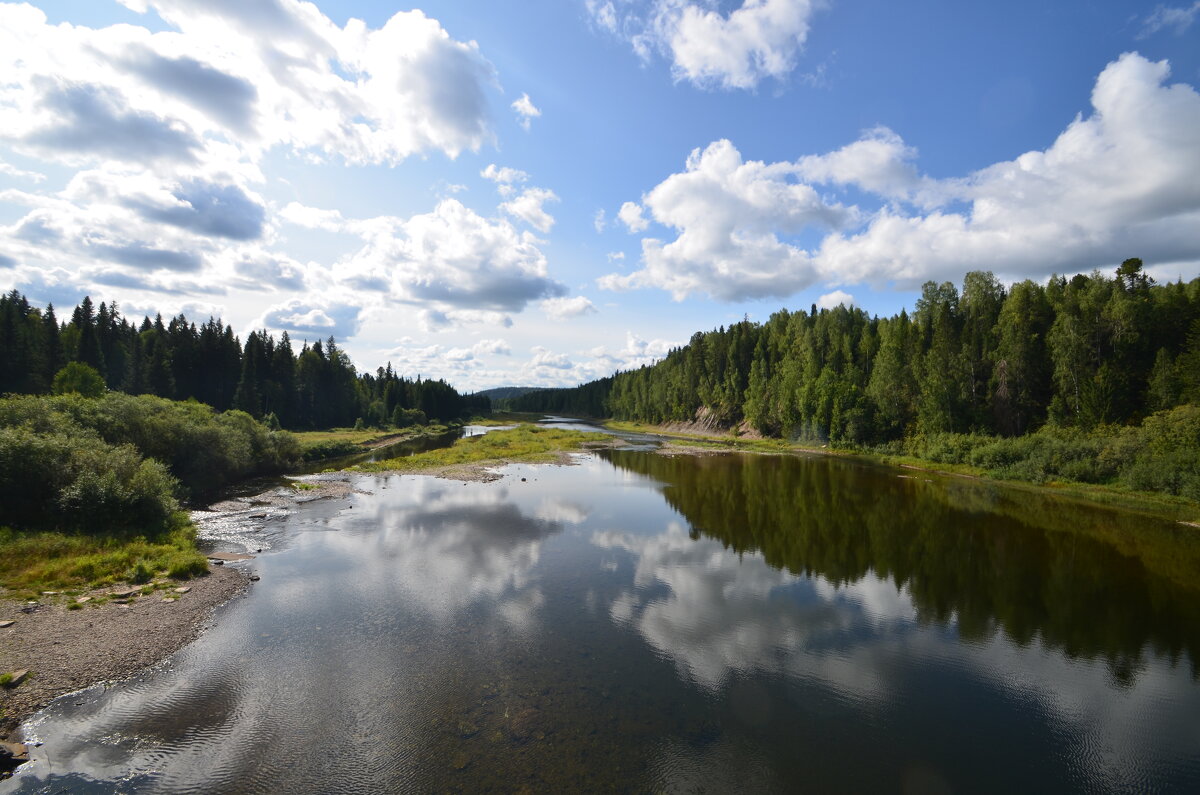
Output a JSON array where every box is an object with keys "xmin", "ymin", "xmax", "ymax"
[
  {"xmin": 480, "ymin": 163, "xmax": 530, "ymax": 198},
  {"xmin": 500, "ymin": 187, "xmax": 559, "ymax": 232},
  {"xmin": 540, "ymin": 295, "xmax": 598, "ymax": 320},
  {"xmin": 600, "ymin": 138, "xmax": 851, "ymax": 300},
  {"xmin": 260, "ymin": 298, "xmax": 364, "ymax": 340},
  {"xmin": 617, "ymin": 201, "xmax": 649, "ymax": 233},
  {"xmin": 593, "ymin": 208, "xmax": 607, "ymax": 233},
  {"xmin": 511, "ymin": 92, "xmax": 541, "ymax": 130},
  {"xmin": 317, "ymin": 198, "xmax": 567, "ymax": 313},
  {"xmin": 586, "ymin": 0, "xmax": 821, "ymax": 90},
  {"xmin": 815, "ymin": 289, "xmax": 854, "ymax": 310},
  {"xmin": 603, "ymin": 53, "xmax": 1200, "ymax": 300}
]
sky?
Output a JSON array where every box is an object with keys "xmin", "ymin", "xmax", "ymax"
[{"xmin": 1, "ymin": 1, "xmax": 1199, "ymax": 391}]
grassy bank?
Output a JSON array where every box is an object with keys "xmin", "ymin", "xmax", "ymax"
[
  {"xmin": 602, "ymin": 419, "xmax": 1200, "ymax": 524},
  {"xmin": 355, "ymin": 424, "xmax": 609, "ymax": 474},
  {"xmin": 0, "ymin": 516, "xmax": 208, "ymax": 599},
  {"xmin": 294, "ymin": 423, "xmax": 455, "ymax": 461}
]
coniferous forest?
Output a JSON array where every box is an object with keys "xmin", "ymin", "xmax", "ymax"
[
  {"xmin": 514, "ymin": 261, "xmax": 1200, "ymax": 498},
  {"xmin": 0, "ymin": 291, "xmax": 489, "ymax": 428}
]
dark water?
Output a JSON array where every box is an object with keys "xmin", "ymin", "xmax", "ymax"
[{"xmin": 6, "ymin": 448, "xmax": 1200, "ymax": 793}]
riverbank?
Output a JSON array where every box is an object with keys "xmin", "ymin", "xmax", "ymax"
[
  {"xmin": 294, "ymin": 423, "xmax": 458, "ymax": 461},
  {"xmin": 354, "ymin": 424, "xmax": 621, "ymax": 482},
  {"xmin": 1, "ymin": 565, "xmax": 248, "ymax": 747},
  {"xmin": 603, "ymin": 419, "xmax": 1200, "ymax": 524}
]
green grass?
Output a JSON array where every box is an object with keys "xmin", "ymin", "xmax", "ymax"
[
  {"xmin": 290, "ymin": 481, "xmax": 318, "ymax": 491},
  {"xmin": 356, "ymin": 424, "xmax": 610, "ymax": 473},
  {"xmin": 0, "ymin": 514, "xmax": 208, "ymax": 599}
]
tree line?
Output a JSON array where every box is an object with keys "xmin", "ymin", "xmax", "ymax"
[
  {"xmin": 513, "ymin": 260, "xmax": 1200, "ymax": 442},
  {"xmin": 0, "ymin": 291, "xmax": 488, "ymax": 428}
]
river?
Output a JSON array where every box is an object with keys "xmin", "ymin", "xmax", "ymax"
[{"xmin": 4, "ymin": 422, "xmax": 1200, "ymax": 792}]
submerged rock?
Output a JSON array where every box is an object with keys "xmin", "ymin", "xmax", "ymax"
[{"xmin": 1, "ymin": 742, "xmax": 30, "ymax": 774}]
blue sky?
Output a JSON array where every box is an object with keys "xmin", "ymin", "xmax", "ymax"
[{"xmin": 2, "ymin": 0, "xmax": 1199, "ymax": 390}]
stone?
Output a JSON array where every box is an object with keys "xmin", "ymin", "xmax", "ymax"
[
  {"xmin": 207, "ymin": 552, "xmax": 254, "ymax": 562},
  {"xmin": 0, "ymin": 620, "xmax": 14, "ymax": 628},
  {"xmin": 249, "ymin": 575, "xmax": 260, "ymax": 582},
  {"xmin": 110, "ymin": 586, "xmax": 140, "ymax": 599},
  {"xmin": 4, "ymin": 669, "xmax": 29, "ymax": 688},
  {"xmin": 162, "ymin": 597, "xmax": 177, "ymax": 603},
  {"xmin": 41, "ymin": 591, "xmax": 58, "ymax": 596},
  {"xmin": 174, "ymin": 586, "xmax": 191, "ymax": 594},
  {"xmin": 0, "ymin": 742, "xmax": 30, "ymax": 774},
  {"xmin": 76, "ymin": 596, "xmax": 91, "ymax": 604}
]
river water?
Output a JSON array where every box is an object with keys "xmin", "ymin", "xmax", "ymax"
[{"xmin": 4, "ymin": 427, "xmax": 1200, "ymax": 792}]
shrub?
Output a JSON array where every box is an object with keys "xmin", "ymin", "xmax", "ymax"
[{"xmin": 51, "ymin": 362, "xmax": 105, "ymax": 398}]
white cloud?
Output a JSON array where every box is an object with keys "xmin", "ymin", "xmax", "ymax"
[
  {"xmin": 593, "ymin": 208, "xmax": 607, "ymax": 233},
  {"xmin": 331, "ymin": 198, "xmax": 567, "ymax": 313},
  {"xmin": 480, "ymin": 163, "xmax": 530, "ymax": 198},
  {"xmin": 0, "ymin": 157, "xmax": 46, "ymax": 183},
  {"xmin": 600, "ymin": 139, "xmax": 850, "ymax": 300},
  {"xmin": 607, "ymin": 251, "xmax": 626, "ymax": 262},
  {"xmin": 617, "ymin": 201, "xmax": 649, "ymax": 233},
  {"xmin": 511, "ymin": 92, "xmax": 541, "ymax": 131},
  {"xmin": 602, "ymin": 53, "xmax": 1200, "ymax": 301},
  {"xmin": 259, "ymin": 297, "xmax": 364, "ymax": 340},
  {"xmin": 1137, "ymin": 3, "xmax": 1200, "ymax": 38},
  {"xmin": 815, "ymin": 289, "xmax": 854, "ymax": 310},
  {"xmin": 540, "ymin": 295, "xmax": 598, "ymax": 320},
  {"xmin": 796, "ymin": 126, "xmax": 921, "ymax": 200},
  {"xmin": 500, "ymin": 187, "xmax": 560, "ymax": 233},
  {"xmin": 0, "ymin": 3, "xmax": 498, "ymax": 168},
  {"xmin": 587, "ymin": 0, "xmax": 821, "ymax": 90},
  {"xmin": 815, "ymin": 53, "xmax": 1200, "ymax": 286}
]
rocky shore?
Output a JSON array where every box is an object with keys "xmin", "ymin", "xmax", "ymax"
[{"xmin": 0, "ymin": 565, "xmax": 249, "ymax": 754}]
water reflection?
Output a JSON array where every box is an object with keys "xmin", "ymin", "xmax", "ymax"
[
  {"xmin": 603, "ymin": 449, "xmax": 1200, "ymax": 682},
  {"xmin": 5, "ymin": 452, "xmax": 1200, "ymax": 793}
]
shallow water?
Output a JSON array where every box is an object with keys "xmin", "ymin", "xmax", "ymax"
[{"xmin": 5, "ymin": 445, "xmax": 1200, "ymax": 793}]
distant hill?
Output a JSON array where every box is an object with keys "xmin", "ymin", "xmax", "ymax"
[{"xmin": 472, "ymin": 386, "xmax": 542, "ymax": 402}]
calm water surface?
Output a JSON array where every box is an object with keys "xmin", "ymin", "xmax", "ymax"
[{"xmin": 5, "ymin": 443, "xmax": 1200, "ymax": 792}]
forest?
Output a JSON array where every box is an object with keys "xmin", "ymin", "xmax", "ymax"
[
  {"xmin": 0, "ymin": 291, "xmax": 489, "ymax": 428},
  {"xmin": 514, "ymin": 260, "xmax": 1200, "ymax": 498}
]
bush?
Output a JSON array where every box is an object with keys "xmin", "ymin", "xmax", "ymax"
[
  {"xmin": 0, "ymin": 425, "xmax": 178, "ymax": 535},
  {"xmin": 51, "ymin": 362, "xmax": 105, "ymax": 398},
  {"xmin": 0, "ymin": 393, "xmax": 300, "ymax": 499}
]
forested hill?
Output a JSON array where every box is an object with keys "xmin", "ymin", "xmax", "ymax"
[
  {"xmin": 513, "ymin": 261, "xmax": 1200, "ymax": 443},
  {"xmin": 0, "ymin": 291, "xmax": 488, "ymax": 428}
]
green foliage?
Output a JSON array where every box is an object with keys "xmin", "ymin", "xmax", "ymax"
[
  {"xmin": 512, "ymin": 263, "xmax": 1200, "ymax": 493},
  {"xmin": 391, "ymin": 406, "xmax": 427, "ymax": 428},
  {"xmin": 0, "ymin": 392, "xmax": 301, "ymax": 509},
  {"xmin": 51, "ymin": 361, "xmax": 106, "ymax": 398},
  {"xmin": 1, "ymin": 291, "xmax": 490, "ymax": 431}
]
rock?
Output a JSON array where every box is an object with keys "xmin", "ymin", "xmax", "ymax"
[
  {"xmin": 211, "ymin": 559, "xmax": 224, "ymax": 565},
  {"xmin": 162, "ymin": 597, "xmax": 177, "ymax": 603},
  {"xmin": 0, "ymin": 620, "xmax": 14, "ymax": 628},
  {"xmin": 110, "ymin": 586, "xmax": 140, "ymax": 599},
  {"xmin": 456, "ymin": 719, "xmax": 480, "ymax": 738},
  {"xmin": 520, "ymin": 477, "xmax": 527, "ymax": 482},
  {"xmin": 41, "ymin": 591, "xmax": 58, "ymax": 596},
  {"xmin": 4, "ymin": 669, "xmax": 29, "ymax": 688},
  {"xmin": 249, "ymin": 513, "xmax": 267, "ymax": 519},
  {"xmin": 0, "ymin": 742, "xmax": 30, "ymax": 774},
  {"xmin": 76, "ymin": 596, "xmax": 92, "ymax": 604},
  {"xmin": 249, "ymin": 575, "xmax": 261, "ymax": 582},
  {"xmin": 207, "ymin": 552, "xmax": 254, "ymax": 562},
  {"xmin": 174, "ymin": 586, "xmax": 191, "ymax": 594},
  {"xmin": 450, "ymin": 751, "xmax": 471, "ymax": 771}
]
